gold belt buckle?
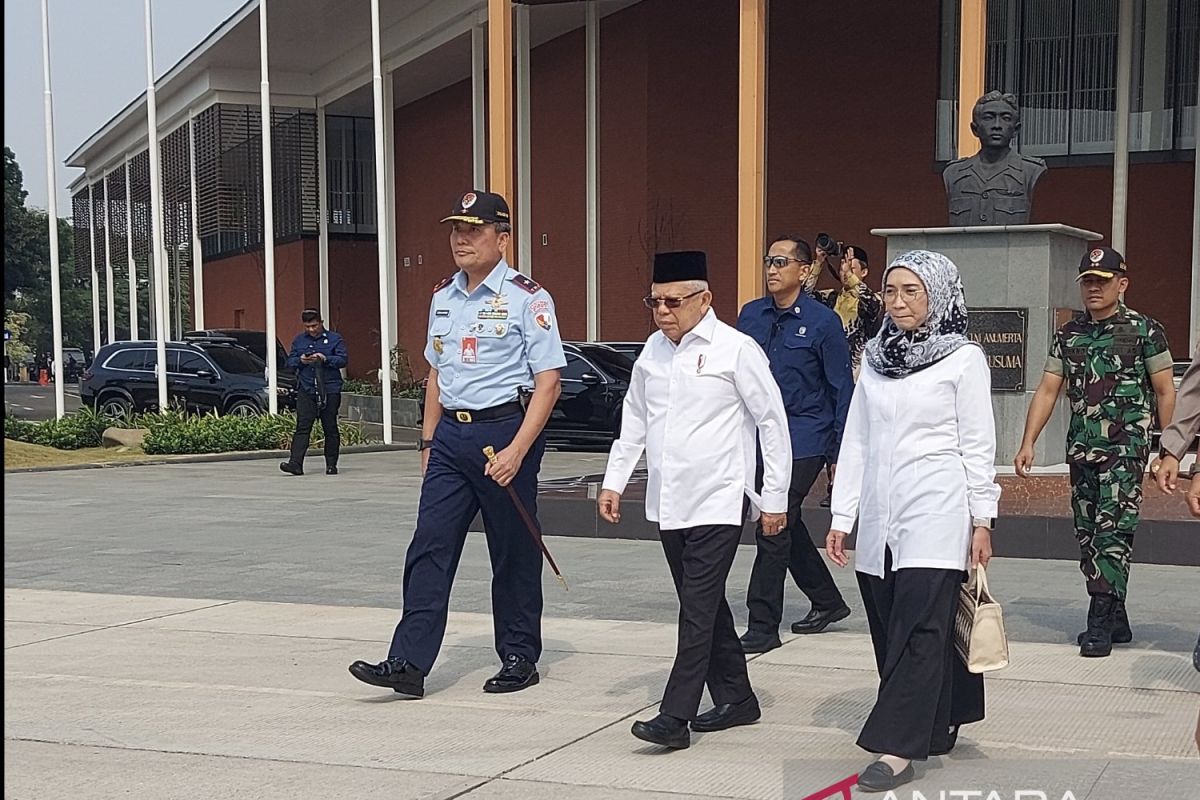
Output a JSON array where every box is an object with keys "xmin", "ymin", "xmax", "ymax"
[{"xmin": 455, "ymin": 410, "xmax": 473, "ymax": 423}]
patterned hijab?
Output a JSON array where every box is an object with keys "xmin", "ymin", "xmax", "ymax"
[{"xmin": 865, "ymin": 250, "xmax": 972, "ymax": 379}]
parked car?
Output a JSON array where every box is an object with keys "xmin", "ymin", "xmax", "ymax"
[
  {"xmin": 599, "ymin": 341, "xmax": 646, "ymax": 362},
  {"xmin": 415, "ymin": 341, "xmax": 633, "ymax": 448},
  {"xmin": 80, "ymin": 339, "xmax": 295, "ymax": 417},
  {"xmin": 544, "ymin": 342, "xmax": 633, "ymax": 447}
]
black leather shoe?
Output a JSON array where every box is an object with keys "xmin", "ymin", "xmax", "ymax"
[
  {"xmin": 691, "ymin": 694, "xmax": 761, "ymax": 732},
  {"xmin": 739, "ymin": 629, "xmax": 781, "ymax": 654},
  {"xmin": 279, "ymin": 462, "xmax": 303, "ymax": 476},
  {"xmin": 326, "ymin": 466, "xmax": 338, "ymax": 475},
  {"xmin": 790, "ymin": 604, "xmax": 851, "ymax": 635},
  {"xmin": 1077, "ymin": 597, "xmax": 1132, "ymax": 645},
  {"xmin": 631, "ymin": 713, "xmax": 690, "ymax": 749},
  {"xmin": 819, "ymin": 492, "xmax": 832, "ymax": 508},
  {"xmin": 856, "ymin": 760, "xmax": 915, "ymax": 793},
  {"xmin": 348, "ymin": 657, "xmax": 424, "ymax": 697},
  {"xmin": 483, "ymin": 654, "xmax": 539, "ymax": 693}
]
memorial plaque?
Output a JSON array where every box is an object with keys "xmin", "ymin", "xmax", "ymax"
[{"xmin": 967, "ymin": 307, "xmax": 1028, "ymax": 392}]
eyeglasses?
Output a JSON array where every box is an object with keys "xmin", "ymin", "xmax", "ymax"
[
  {"xmin": 642, "ymin": 289, "xmax": 705, "ymax": 310},
  {"xmin": 762, "ymin": 255, "xmax": 811, "ymax": 271},
  {"xmin": 883, "ymin": 287, "xmax": 927, "ymax": 303}
]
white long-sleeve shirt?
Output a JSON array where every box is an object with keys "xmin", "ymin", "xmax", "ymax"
[
  {"xmin": 831, "ymin": 344, "xmax": 1001, "ymax": 578},
  {"xmin": 602, "ymin": 309, "xmax": 792, "ymax": 529}
]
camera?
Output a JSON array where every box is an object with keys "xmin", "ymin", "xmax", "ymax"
[{"xmin": 814, "ymin": 233, "xmax": 842, "ymax": 259}]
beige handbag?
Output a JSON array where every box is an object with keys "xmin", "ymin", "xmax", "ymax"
[{"xmin": 953, "ymin": 565, "xmax": 1009, "ymax": 673}]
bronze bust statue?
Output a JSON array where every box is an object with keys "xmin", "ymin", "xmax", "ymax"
[{"xmin": 943, "ymin": 91, "xmax": 1046, "ymax": 226}]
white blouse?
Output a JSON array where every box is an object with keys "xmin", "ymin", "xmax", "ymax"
[
  {"xmin": 831, "ymin": 344, "xmax": 1001, "ymax": 577},
  {"xmin": 602, "ymin": 310, "xmax": 792, "ymax": 529}
]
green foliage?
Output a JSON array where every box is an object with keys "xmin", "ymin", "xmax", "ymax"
[
  {"xmin": 4, "ymin": 407, "xmax": 112, "ymax": 450},
  {"xmin": 141, "ymin": 410, "xmax": 370, "ymax": 455},
  {"xmin": 342, "ymin": 377, "xmax": 378, "ymax": 396}
]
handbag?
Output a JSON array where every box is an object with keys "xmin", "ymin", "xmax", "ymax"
[{"xmin": 953, "ymin": 564, "xmax": 1009, "ymax": 673}]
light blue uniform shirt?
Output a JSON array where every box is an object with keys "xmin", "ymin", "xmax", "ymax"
[{"xmin": 425, "ymin": 260, "xmax": 566, "ymax": 410}]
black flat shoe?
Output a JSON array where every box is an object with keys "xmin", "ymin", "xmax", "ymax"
[
  {"xmin": 738, "ymin": 629, "xmax": 781, "ymax": 654},
  {"xmin": 279, "ymin": 462, "xmax": 303, "ymax": 476},
  {"xmin": 483, "ymin": 654, "xmax": 539, "ymax": 693},
  {"xmin": 691, "ymin": 694, "xmax": 761, "ymax": 732},
  {"xmin": 326, "ymin": 466, "xmax": 338, "ymax": 475},
  {"xmin": 631, "ymin": 713, "xmax": 690, "ymax": 749},
  {"xmin": 348, "ymin": 657, "xmax": 424, "ymax": 697},
  {"xmin": 790, "ymin": 604, "xmax": 851, "ymax": 635},
  {"xmin": 856, "ymin": 760, "xmax": 915, "ymax": 793}
]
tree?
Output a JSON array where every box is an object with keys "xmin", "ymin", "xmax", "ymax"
[{"xmin": 3, "ymin": 146, "xmax": 94, "ymax": 354}]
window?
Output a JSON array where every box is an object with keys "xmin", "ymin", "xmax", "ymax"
[
  {"xmin": 561, "ymin": 353, "xmax": 590, "ymax": 382},
  {"xmin": 173, "ymin": 352, "xmax": 211, "ymax": 375},
  {"xmin": 105, "ymin": 349, "xmax": 153, "ymax": 371},
  {"xmin": 200, "ymin": 344, "xmax": 264, "ymax": 375},
  {"xmin": 325, "ymin": 115, "xmax": 377, "ymax": 234},
  {"xmin": 580, "ymin": 347, "xmax": 633, "ymax": 381},
  {"xmin": 938, "ymin": 0, "xmax": 1198, "ymax": 159}
]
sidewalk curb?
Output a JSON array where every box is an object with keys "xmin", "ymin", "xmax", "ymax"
[{"xmin": 5, "ymin": 442, "xmax": 414, "ymax": 474}]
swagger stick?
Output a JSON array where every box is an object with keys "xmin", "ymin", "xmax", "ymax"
[{"xmin": 483, "ymin": 445, "xmax": 569, "ymax": 591}]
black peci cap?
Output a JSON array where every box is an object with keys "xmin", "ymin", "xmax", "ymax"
[{"xmin": 653, "ymin": 251, "xmax": 708, "ymax": 284}]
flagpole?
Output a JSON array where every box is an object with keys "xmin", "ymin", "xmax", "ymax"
[
  {"xmin": 40, "ymin": 0, "xmax": 65, "ymax": 418},
  {"xmin": 260, "ymin": 0, "xmax": 279, "ymax": 413},
  {"xmin": 144, "ymin": 0, "xmax": 168, "ymax": 411}
]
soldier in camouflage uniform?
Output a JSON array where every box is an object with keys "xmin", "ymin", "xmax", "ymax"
[{"xmin": 1015, "ymin": 247, "xmax": 1176, "ymax": 658}]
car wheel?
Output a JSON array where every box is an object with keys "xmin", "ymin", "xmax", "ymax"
[
  {"xmin": 226, "ymin": 399, "xmax": 262, "ymax": 417},
  {"xmin": 98, "ymin": 395, "xmax": 132, "ymax": 418}
]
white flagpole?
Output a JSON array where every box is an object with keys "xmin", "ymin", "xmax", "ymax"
[
  {"xmin": 189, "ymin": 110, "xmax": 205, "ymax": 330},
  {"xmin": 371, "ymin": 0, "xmax": 392, "ymax": 443},
  {"xmin": 125, "ymin": 156, "xmax": 138, "ymax": 339},
  {"xmin": 40, "ymin": 0, "xmax": 65, "ymax": 418},
  {"xmin": 103, "ymin": 173, "xmax": 116, "ymax": 342},
  {"xmin": 144, "ymin": 0, "xmax": 168, "ymax": 411},
  {"xmin": 260, "ymin": 0, "xmax": 279, "ymax": 414}
]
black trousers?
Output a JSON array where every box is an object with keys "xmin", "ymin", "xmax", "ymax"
[
  {"xmin": 856, "ymin": 549, "xmax": 985, "ymax": 759},
  {"xmin": 288, "ymin": 390, "xmax": 342, "ymax": 468},
  {"xmin": 746, "ymin": 456, "xmax": 846, "ymax": 632},
  {"xmin": 658, "ymin": 523, "xmax": 754, "ymax": 720}
]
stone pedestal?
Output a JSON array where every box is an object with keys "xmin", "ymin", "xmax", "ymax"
[{"xmin": 870, "ymin": 224, "xmax": 1103, "ymax": 466}]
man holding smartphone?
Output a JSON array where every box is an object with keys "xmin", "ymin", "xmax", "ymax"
[{"xmin": 280, "ymin": 309, "xmax": 348, "ymax": 476}]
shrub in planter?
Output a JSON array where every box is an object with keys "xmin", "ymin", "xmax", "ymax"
[
  {"xmin": 5, "ymin": 407, "xmax": 114, "ymax": 450},
  {"xmin": 141, "ymin": 411, "xmax": 370, "ymax": 455}
]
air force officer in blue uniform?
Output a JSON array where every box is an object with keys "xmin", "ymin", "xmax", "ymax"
[{"xmin": 350, "ymin": 190, "xmax": 566, "ymax": 698}]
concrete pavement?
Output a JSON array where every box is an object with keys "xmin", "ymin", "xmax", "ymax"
[{"xmin": 5, "ymin": 451, "xmax": 1199, "ymax": 798}]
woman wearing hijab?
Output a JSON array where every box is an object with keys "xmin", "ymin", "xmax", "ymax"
[{"xmin": 826, "ymin": 250, "xmax": 1000, "ymax": 793}]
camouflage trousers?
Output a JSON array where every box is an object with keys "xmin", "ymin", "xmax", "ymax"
[{"xmin": 1068, "ymin": 459, "xmax": 1146, "ymax": 600}]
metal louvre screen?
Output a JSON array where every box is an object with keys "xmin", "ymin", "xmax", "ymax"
[
  {"xmin": 193, "ymin": 103, "xmax": 319, "ymax": 260},
  {"xmin": 105, "ymin": 169, "xmax": 127, "ymax": 285},
  {"xmin": 71, "ymin": 190, "xmax": 91, "ymax": 280},
  {"xmin": 325, "ymin": 115, "xmax": 377, "ymax": 234},
  {"xmin": 128, "ymin": 151, "xmax": 152, "ymax": 303},
  {"xmin": 161, "ymin": 124, "xmax": 193, "ymax": 331}
]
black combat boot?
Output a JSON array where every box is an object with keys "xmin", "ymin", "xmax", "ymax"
[
  {"xmin": 1079, "ymin": 594, "xmax": 1117, "ymax": 658},
  {"xmin": 1077, "ymin": 597, "xmax": 1132, "ymax": 645}
]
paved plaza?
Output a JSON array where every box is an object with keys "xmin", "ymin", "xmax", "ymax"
[{"xmin": 5, "ymin": 451, "xmax": 1199, "ymax": 798}]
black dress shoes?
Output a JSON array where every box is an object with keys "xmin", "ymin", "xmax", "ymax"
[
  {"xmin": 738, "ymin": 629, "xmax": 781, "ymax": 654},
  {"xmin": 347, "ymin": 657, "xmax": 424, "ymax": 698},
  {"xmin": 483, "ymin": 654, "xmax": 539, "ymax": 693},
  {"xmin": 856, "ymin": 760, "xmax": 915, "ymax": 793},
  {"xmin": 631, "ymin": 713, "xmax": 690, "ymax": 749},
  {"xmin": 790, "ymin": 604, "xmax": 851, "ymax": 635},
  {"xmin": 691, "ymin": 694, "xmax": 761, "ymax": 732},
  {"xmin": 279, "ymin": 462, "xmax": 303, "ymax": 476},
  {"xmin": 326, "ymin": 465, "xmax": 338, "ymax": 475}
]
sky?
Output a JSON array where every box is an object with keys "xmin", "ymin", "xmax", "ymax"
[{"xmin": 4, "ymin": 0, "xmax": 247, "ymax": 214}]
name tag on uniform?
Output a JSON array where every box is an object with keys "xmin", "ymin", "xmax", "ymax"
[
  {"xmin": 461, "ymin": 336, "xmax": 478, "ymax": 363},
  {"xmin": 435, "ymin": 309, "xmax": 450, "ymax": 317}
]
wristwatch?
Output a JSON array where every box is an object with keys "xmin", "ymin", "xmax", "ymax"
[
  {"xmin": 972, "ymin": 517, "xmax": 995, "ymax": 530},
  {"xmin": 417, "ymin": 438, "xmax": 434, "ymax": 451}
]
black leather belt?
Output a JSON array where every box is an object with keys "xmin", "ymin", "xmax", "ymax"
[{"xmin": 443, "ymin": 401, "xmax": 523, "ymax": 423}]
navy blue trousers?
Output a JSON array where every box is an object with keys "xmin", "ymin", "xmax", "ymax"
[{"xmin": 388, "ymin": 413, "xmax": 545, "ymax": 675}]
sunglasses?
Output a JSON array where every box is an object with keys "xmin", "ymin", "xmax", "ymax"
[
  {"xmin": 642, "ymin": 289, "xmax": 705, "ymax": 310},
  {"xmin": 762, "ymin": 255, "xmax": 812, "ymax": 270}
]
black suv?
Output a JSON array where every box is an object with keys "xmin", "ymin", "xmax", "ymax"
[{"xmin": 80, "ymin": 340, "xmax": 295, "ymax": 417}]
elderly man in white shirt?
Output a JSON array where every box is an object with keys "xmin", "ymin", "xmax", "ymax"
[
  {"xmin": 599, "ymin": 250, "xmax": 792, "ymax": 751},
  {"xmin": 826, "ymin": 250, "xmax": 999, "ymax": 794}
]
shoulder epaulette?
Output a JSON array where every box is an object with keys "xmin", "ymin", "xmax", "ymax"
[
  {"xmin": 432, "ymin": 276, "xmax": 454, "ymax": 293},
  {"xmin": 1021, "ymin": 154, "xmax": 1047, "ymax": 167},
  {"xmin": 509, "ymin": 273, "xmax": 541, "ymax": 294}
]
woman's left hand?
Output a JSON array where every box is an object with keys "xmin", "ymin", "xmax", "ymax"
[{"xmin": 970, "ymin": 527, "xmax": 992, "ymax": 569}]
